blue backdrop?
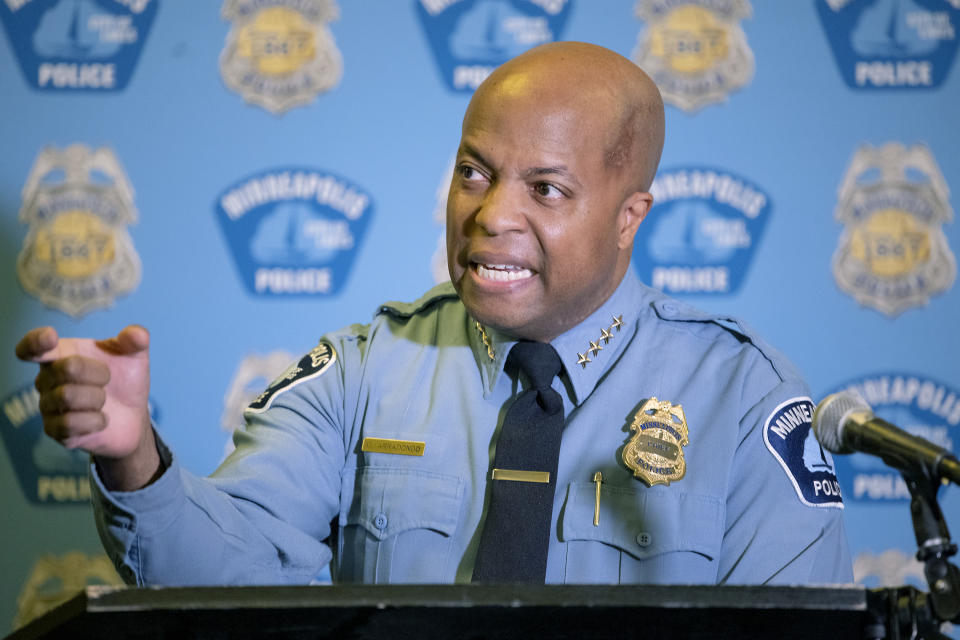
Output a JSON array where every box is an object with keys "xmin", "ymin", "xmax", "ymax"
[{"xmin": 1, "ymin": 0, "xmax": 958, "ymax": 632}]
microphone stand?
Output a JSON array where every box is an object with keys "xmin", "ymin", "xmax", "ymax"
[{"xmin": 870, "ymin": 469, "xmax": 960, "ymax": 639}]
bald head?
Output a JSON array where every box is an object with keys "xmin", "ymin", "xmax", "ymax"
[{"xmin": 467, "ymin": 41, "xmax": 665, "ymax": 193}]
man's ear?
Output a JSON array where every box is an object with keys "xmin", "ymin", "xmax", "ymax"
[{"xmin": 616, "ymin": 191, "xmax": 653, "ymax": 250}]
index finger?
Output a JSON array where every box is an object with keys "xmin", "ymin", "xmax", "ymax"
[{"xmin": 15, "ymin": 327, "xmax": 60, "ymax": 363}]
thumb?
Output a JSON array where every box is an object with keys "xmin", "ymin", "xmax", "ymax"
[
  {"xmin": 96, "ymin": 324, "xmax": 150, "ymax": 356},
  {"xmin": 15, "ymin": 326, "xmax": 60, "ymax": 363}
]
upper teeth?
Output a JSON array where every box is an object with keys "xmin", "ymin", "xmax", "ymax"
[{"xmin": 477, "ymin": 263, "xmax": 533, "ymax": 282}]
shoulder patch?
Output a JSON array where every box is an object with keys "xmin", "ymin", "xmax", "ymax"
[
  {"xmin": 246, "ymin": 342, "xmax": 336, "ymax": 414},
  {"xmin": 377, "ymin": 282, "xmax": 458, "ymax": 319},
  {"xmin": 763, "ymin": 397, "xmax": 844, "ymax": 509}
]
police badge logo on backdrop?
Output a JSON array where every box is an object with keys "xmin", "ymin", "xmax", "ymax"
[
  {"xmin": 0, "ymin": 382, "xmax": 160, "ymax": 505},
  {"xmin": 220, "ymin": 0, "xmax": 342, "ymax": 113},
  {"xmin": 215, "ymin": 168, "xmax": 374, "ymax": 296},
  {"xmin": 431, "ymin": 161, "xmax": 455, "ymax": 284},
  {"xmin": 823, "ymin": 373, "xmax": 959, "ymax": 502},
  {"xmin": 15, "ymin": 552, "xmax": 122, "ymax": 629},
  {"xmin": 854, "ymin": 548, "xmax": 927, "ymax": 590},
  {"xmin": 220, "ymin": 349, "xmax": 294, "ymax": 459},
  {"xmin": 817, "ymin": 0, "xmax": 960, "ymax": 90},
  {"xmin": 632, "ymin": 0, "xmax": 754, "ymax": 111},
  {"xmin": 832, "ymin": 143, "xmax": 955, "ymax": 315},
  {"xmin": 0, "ymin": 0, "xmax": 157, "ymax": 91},
  {"xmin": 632, "ymin": 167, "xmax": 771, "ymax": 295},
  {"xmin": 17, "ymin": 144, "xmax": 142, "ymax": 316},
  {"xmin": 416, "ymin": 0, "xmax": 572, "ymax": 92}
]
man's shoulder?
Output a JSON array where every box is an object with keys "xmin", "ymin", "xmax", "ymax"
[
  {"xmin": 374, "ymin": 281, "xmax": 461, "ymax": 320},
  {"xmin": 638, "ymin": 284, "xmax": 803, "ymax": 386},
  {"xmin": 324, "ymin": 281, "xmax": 466, "ymax": 350}
]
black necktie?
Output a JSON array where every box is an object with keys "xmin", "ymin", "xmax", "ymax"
[{"xmin": 472, "ymin": 340, "xmax": 564, "ymax": 583}]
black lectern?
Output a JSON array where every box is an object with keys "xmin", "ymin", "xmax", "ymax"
[{"xmin": 6, "ymin": 584, "xmax": 873, "ymax": 639}]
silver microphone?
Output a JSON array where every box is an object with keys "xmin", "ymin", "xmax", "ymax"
[{"xmin": 813, "ymin": 391, "xmax": 960, "ymax": 485}]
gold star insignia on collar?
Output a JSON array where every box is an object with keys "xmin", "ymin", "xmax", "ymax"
[
  {"xmin": 572, "ymin": 314, "xmax": 625, "ymax": 369},
  {"xmin": 475, "ymin": 322, "xmax": 495, "ymax": 361}
]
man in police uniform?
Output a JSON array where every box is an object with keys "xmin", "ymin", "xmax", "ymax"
[{"xmin": 16, "ymin": 42, "xmax": 852, "ymax": 585}]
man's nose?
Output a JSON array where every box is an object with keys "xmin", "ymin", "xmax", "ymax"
[{"xmin": 474, "ymin": 182, "xmax": 526, "ymax": 235}]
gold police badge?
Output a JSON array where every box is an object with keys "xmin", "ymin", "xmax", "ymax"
[
  {"xmin": 833, "ymin": 143, "xmax": 955, "ymax": 316},
  {"xmin": 15, "ymin": 552, "xmax": 122, "ymax": 629},
  {"xmin": 220, "ymin": 0, "xmax": 343, "ymax": 114},
  {"xmin": 623, "ymin": 397, "xmax": 689, "ymax": 486},
  {"xmin": 632, "ymin": 0, "xmax": 754, "ymax": 112},
  {"xmin": 16, "ymin": 144, "xmax": 141, "ymax": 317}
]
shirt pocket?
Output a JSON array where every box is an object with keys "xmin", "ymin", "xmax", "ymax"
[
  {"xmin": 336, "ymin": 466, "xmax": 462, "ymax": 583},
  {"xmin": 560, "ymin": 482, "xmax": 722, "ymax": 584}
]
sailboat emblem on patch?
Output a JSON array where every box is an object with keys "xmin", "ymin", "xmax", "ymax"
[
  {"xmin": 623, "ymin": 397, "xmax": 689, "ymax": 486},
  {"xmin": 219, "ymin": 0, "xmax": 343, "ymax": 114}
]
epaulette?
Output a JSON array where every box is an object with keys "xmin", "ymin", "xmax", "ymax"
[
  {"xmin": 375, "ymin": 281, "xmax": 459, "ymax": 320},
  {"xmin": 651, "ymin": 298, "xmax": 750, "ymax": 343},
  {"xmin": 650, "ymin": 298, "xmax": 800, "ymax": 383}
]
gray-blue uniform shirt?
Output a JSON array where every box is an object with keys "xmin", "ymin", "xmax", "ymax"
[{"xmin": 92, "ymin": 271, "xmax": 853, "ymax": 585}]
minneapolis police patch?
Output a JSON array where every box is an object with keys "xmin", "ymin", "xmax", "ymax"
[
  {"xmin": 416, "ymin": 0, "xmax": 572, "ymax": 92},
  {"xmin": 817, "ymin": 0, "xmax": 960, "ymax": 90},
  {"xmin": 633, "ymin": 166, "xmax": 771, "ymax": 295},
  {"xmin": 0, "ymin": 381, "xmax": 160, "ymax": 505},
  {"xmin": 824, "ymin": 373, "xmax": 960, "ymax": 503},
  {"xmin": 0, "ymin": 0, "xmax": 158, "ymax": 92},
  {"xmin": 246, "ymin": 342, "xmax": 336, "ymax": 413},
  {"xmin": 763, "ymin": 397, "xmax": 844, "ymax": 509},
  {"xmin": 215, "ymin": 167, "xmax": 374, "ymax": 297}
]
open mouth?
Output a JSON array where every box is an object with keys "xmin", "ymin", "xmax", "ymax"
[{"xmin": 473, "ymin": 263, "xmax": 534, "ymax": 282}]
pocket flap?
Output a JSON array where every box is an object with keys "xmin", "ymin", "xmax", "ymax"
[
  {"xmin": 561, "ymin": 482, "xmax": 722, "ymax": 561},
  {"xmin": 341, "ymin": 467, "xmax": 462, "ymax": 541}
]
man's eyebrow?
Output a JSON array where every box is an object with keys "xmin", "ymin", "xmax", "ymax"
[
  {"xmin": 457, "ymin": 143, "xmax": 582, "ymax": 188},
  {"xmin": 458, "ymin": 143, "xmax": 490, "ymax": 167},
  {"xmin": 523, "ymin": 165, "xmax": 581, "ymax": 188}
]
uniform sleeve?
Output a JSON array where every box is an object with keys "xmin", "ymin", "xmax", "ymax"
[
  {"xmin": 718, "ymin": 361, "xmax": 854, "ymax": 585},
  {"xmin": 90, "ymin": 332, "xmax": 362, "ymax": 586}
]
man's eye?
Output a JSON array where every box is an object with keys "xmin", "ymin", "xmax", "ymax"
[
  {"xmin": 534, "ymin": 182, "xmax": 563, "ymax": 198},
  {"xmin": 458, "ymin": 165, "xmax": 485, "ymax": 182}
]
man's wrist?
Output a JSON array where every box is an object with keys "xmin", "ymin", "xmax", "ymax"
[{"xmin": 94, "ymin": 427, "xmax": 166, "ymax": 492}]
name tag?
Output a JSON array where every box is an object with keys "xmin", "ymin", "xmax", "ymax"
[
  {"xmin": 491, "ymin": 468, "xmax": 550, "ymax": 483},
  {"xmin": 361, "ymin": 437, "xmax": 426, "ymax": 456}
]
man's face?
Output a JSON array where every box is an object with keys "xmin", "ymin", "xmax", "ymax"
[{"xmin": 446, "ymin": 80, "xmax": 642, "ymax": 343}]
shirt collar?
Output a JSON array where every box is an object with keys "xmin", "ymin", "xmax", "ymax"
[{"xmin": 468, "ymin": 271, "xmax": 647, "ymax": 402}]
